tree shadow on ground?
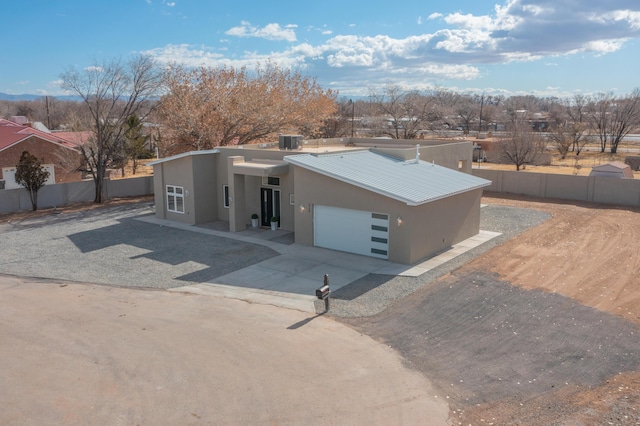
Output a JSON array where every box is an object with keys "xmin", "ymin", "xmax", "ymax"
[{"xmin": 67, "ymin": 217, "xmax": 279, "ymax": 283}]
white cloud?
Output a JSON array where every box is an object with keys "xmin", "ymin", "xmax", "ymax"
[
  {"xmin": 166, "ymin": 1, "xmax": 175, "ymax": 6},
  {"xmin": 143, "ymin": 1, "xmax": 640, "ymax": 95},
  {"xmin": 17, "ymin": 80, "xmax": 29, "ymax": 85},
  {"xmin": 443, "ymin": 13, "xmax": 493, "ymax": 30},
  {"xmin": 226, "ymin": 22, "xmax": 297, "ymax": 42},
  {"xmin": 84, "ymin": 66, "xmax": 103, "ymax": 72}
]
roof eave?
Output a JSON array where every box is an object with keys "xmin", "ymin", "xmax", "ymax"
[{"xmin": 286, "ymin": 157, "xmax": 491, "ymax": 206}]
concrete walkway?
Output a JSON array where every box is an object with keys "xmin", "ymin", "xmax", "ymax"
[{"xmin": 137, "ymin": 216, "xmax": 500, "ymax": 313}]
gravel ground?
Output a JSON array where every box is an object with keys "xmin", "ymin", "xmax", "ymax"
[
  {"xmin": 1, "ymin": 200, "xmax": 550, "ymax": 317},
  {"xmin": 0, "ymin": 201, "xmax": 279, "ymax": 289},
  {"xmin": 329, "ymin": 203, "xmax": 552, "ymax": 317}
]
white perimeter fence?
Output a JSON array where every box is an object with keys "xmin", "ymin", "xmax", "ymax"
[
  {"xmin": 0, "ymin": 176, "xmax": 153, "ymax": 214},
  {"xmin": 472, "ymin": 169, "xmax": 640, "ymax": 207}
]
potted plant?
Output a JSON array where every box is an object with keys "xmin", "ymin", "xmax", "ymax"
[
  {"xmin": 270, "ymin": 216, "xmax": 279, "ymax": 231},
  {"xmin": 251, "ymin": 213, "xmax": 259, "ymax": 228}
]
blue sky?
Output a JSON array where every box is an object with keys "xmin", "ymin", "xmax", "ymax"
[{"xmin": 2, "ymin": 0, "xmax": 640, "ymax": 98}]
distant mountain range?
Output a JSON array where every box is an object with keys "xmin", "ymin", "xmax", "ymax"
[{"xmin": 0, "ymin": 92, "xmax": 81, "ymax": 101}]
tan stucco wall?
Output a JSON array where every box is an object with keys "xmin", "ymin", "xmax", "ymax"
[
  {"xmin": 216, "ymin": 149, "xmax": 295, "ymax": 231},
  {"xmin": 372, "ymin": 141, "xmax": 473, "ymax": 173},
  {"xmin": 191, "ymin": 154, "xmax": 218, "ymax": 224},
  {"xmin": 402, "ymin": 190, "xmax": 482, "ymax": 264},
  {"xmin": 292, "ymin": 165, "xmax": 482, "ymax": 264},
  {"xmin": 152, "ymin": 153, "xmax": 218, "ymax": 225},
  {"xmin": 152, "ymin": 155, "xmax": 196, "ymax": 224},
  {"xmin": 150, "ymin": 140, "xmax": 477, "ymax": 236},
  {"xmin": 300, "ymin": 138, "xmax": 473, "ymax": 173}
]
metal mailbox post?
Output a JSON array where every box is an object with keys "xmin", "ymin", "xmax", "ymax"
[{"xmin": 315, "ymin": 274, "xmax": 331, "ymax": 312}]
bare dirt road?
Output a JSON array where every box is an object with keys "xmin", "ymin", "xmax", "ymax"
[
  {"xmin": 342, "ymin": 194, "xmax": 640, "ymax": 425},
  {"xmin": 0, "ymin": 275, "xmax": 448, "ymax": 425}
]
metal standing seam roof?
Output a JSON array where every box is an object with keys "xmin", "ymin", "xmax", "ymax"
[{"xmin": 284, "ymin": 150, "xmax": 492, "ymax": 206}]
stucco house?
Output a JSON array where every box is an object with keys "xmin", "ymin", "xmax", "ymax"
[
  {"xmin": 0, "ymin": 118, "xmax": 83, "ymax": 189},
  {"xmin": 149, "ymin": 137, "xmax": 491, "ymax": 265}
]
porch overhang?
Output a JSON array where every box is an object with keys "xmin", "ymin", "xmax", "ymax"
[{"xmin": 231, "ymin": 160, "xmax": 289, "ymax": 177}]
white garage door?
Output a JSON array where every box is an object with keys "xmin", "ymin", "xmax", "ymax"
[
  {"xmin": 314, "ymin": 205, "xmax": 389, "ymax": 259},
  {"xmin": 2, "ymin": 165, "xmax": 56, "ymax": 190}
]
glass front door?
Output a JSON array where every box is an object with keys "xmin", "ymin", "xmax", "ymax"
[{"xmin": 260, "ymin": 188, "xmax": 280, "ymax": 227}]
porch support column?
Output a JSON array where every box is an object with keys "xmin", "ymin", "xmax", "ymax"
[{"xmin": 227, "ymin": 156, "xmax": 247, "ymax": 232}]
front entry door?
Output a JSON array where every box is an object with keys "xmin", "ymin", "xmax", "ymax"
[{"xmin": 260, "ymin": 188, "xmax": 281, "ymax": 227}]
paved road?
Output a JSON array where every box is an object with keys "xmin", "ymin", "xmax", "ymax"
[{"xmin": 0, "ymin": 275, "xmax": 449, "ymax": 425}]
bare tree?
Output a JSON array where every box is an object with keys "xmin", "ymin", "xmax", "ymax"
[
  {"xmin": 499, "ymin": 109, "xmax": 546, "ymax": 171},
  {"xmin": 587, "ymin": 90, "xmax": 640, "ymax": 154},
  {"xmin": 548, "ymin": 95, "xmax": 589, "ymax": 159},
  {"xmin": 455, "ymin": 93, "xmax": 478, "ymax": 134},
  {"xmin": 369, "ymin": 85, "xmax": 436, "ymax": 139},
  {"xmin": 60, "ymin": 55, "xmax": 163, "ymax": 203},
  {"xmin": 608, "ymin": 89, "xmax": 640, "ymax": 154},
  {"xmin": 587, "ymin": 92, "xmax": 614, "ymax": 153}
]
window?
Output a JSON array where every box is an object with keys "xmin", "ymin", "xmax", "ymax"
[
  {"xmin": 166, "ymin": 185, "xmax": 184, "ymax": 213},
  {"xmin": 223, "ymin": 185, "xmax": 230, "ymax": 208},
  {"xmin": 262, "ymin": 176, "xmax": 280, "ymax": 186}
]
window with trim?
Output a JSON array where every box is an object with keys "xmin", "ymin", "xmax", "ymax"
[
  {"xmin": 166, "ymin": 185, "xmax": 185, "ymax": 213},
  {"xmin": 262, "ymin": 176, "xmax": 280, "ymax": 186},
  {"xmin": 223, "ymin": 185, "xmax": 230, "ymax": 208}
]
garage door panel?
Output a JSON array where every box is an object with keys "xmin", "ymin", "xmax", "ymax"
[{"xmin": 314, "ymin": 205, "xmax": 389, "ymax": 259}]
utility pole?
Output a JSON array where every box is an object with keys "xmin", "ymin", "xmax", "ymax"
[
  {"xmin": 350, "ymin": 99, "xmax": 355, "ymax": 138},
  {"xmin": 45, "ymin": 96, "xmax": 51, "ymax": 129}
]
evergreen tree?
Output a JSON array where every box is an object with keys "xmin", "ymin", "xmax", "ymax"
[{"xmin": 15, "ymin": 151, "xmax": 50, "ymax": 211}]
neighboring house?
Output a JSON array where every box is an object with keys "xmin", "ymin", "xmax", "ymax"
[
  {"xmin": 0, "ymin": 118, "xmax": 83, "ymax": 189},
  {"xmin": 589, "ymin": 162, "xmax": 634, "ymax": 179},
  {"xmin": 149, "ymin": 137, "xmax": 491, "ymax": 265}
]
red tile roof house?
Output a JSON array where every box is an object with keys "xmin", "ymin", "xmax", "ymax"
[{"xmin": 0, "ymin": 118, "xmax": 84, "ymax": 189}]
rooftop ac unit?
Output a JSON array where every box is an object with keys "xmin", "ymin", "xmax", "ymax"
[{"xmin": 279, "ymin": 135, "xmax": 302, "ymax": 150}]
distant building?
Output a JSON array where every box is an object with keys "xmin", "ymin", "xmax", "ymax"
[
  {"xmin": 0, "ymin": 118, "xmax": 84, "ymax": 189},
  {"xmin": 589, "ymin": 162, "xmax": 634, "ymax": 179}
]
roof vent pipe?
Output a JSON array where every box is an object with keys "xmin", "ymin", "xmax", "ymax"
[{"xmin": 415, "ymin": 144, "xmax": 420, "ymax": 163}]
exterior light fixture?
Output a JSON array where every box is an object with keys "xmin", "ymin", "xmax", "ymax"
[
  {"xmin": 300, "ymin": 204, "xmax": 305, "ymax": 213},
  {"xmin": 397, "ymin": 216, "xmax": 403, "ymax": 227}
]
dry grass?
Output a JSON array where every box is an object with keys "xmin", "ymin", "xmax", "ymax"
[{"xmin": 479, "ymin": 145, "xmax": 640, "ymax": 178}]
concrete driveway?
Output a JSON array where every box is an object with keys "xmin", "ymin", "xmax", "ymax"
[{"xmin": 138, "ymin": 216, "xmax": 499, "ymax": 313}]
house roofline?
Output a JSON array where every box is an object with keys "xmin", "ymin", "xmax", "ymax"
[{"xmin": 147, "ymin": 149, "xmax": 220, "ymax": 166}]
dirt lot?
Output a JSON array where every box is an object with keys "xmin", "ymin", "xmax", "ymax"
[{"xmin": 342, "ymin": 194, "xmax": 640, "ymax": 425}]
